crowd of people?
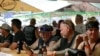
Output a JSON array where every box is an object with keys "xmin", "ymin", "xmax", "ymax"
[{"xmin": 0, "ymin": 14, "xmax": 100, "ymax": 56}]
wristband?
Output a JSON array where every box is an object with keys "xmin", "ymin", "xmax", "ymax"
[{"xmin": 85, "ymin": 45, "xmax": 90, "ymax": 49}]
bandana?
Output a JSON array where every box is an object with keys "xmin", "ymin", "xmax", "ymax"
[{"xmin": 86, "ymin": 21, "xmax": 99, "ymax": 30}]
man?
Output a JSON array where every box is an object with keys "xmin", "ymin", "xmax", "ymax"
[
  {"xmin": 9, "ymin": 19, "xmax": 26, "ymax": 50},
  {"xmin": 47, "ymin": 19, "xmax": 79, "ymax": 56},
  {"xmin": 75, "ymin": 14, "xmax": 86, "ymax": 33},
  {"xmin": 0, "ymin": 23, "xmax": 13, "ymax": 48},
  {"xmin": 29, "ymin": 24, "xmax": 60, "ymax": 50},
  {"xmin": 23, "ymin": 18, "xmax": 39, "ymax": 46}
]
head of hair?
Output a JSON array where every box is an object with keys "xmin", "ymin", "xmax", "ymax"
[
  {"xmin": 76, "ymin": 14, "xmax": 83, "ymax": 20},
  {"xmin": 1, "ymin": 23, "xmax": 11, "ymax": 32},
  {"xmin": 30, "ymin": 18, "xmax": 36, "ymax": 25},
  {"xmin": 75, "ymin": 14, "xmax": 83, "ymax": 24},
  {"xmin": 52, "ymin": 20, "xmax": 57, "ymax": 27},
  {"xmin": 58, "ymin": 20, "xmax": 64, "ymax": 28},
  {"xmin": 11, "ymin": 19, "xmax": 22, "ymax": 29},
  {"xmin": 62, "ymin": 19, "xmax": 75, "ymax": 30},
  {"xmin": 86, "ymin": 20, "xmax": 99, "ymax": 30},
  {"xmin": 87, "ymin": 16, "xmax": 97, "ymax": 22}
]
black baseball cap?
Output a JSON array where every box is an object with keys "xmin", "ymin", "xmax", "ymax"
[{"xmin": 40, "ymin": 24, "xmax": 53, "ymax": 32}]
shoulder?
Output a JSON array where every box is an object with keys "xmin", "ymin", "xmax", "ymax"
[
  {"xmin": 95, "ymin": 39, "xmax": 100, "ymax": 48},
  {"xmin": 95, "ymin": 42, "xmax": 100, "ymax": 49},
  {"xmin": 93, "ymin": 42, "xmax": 100, "ymax": 56},
  {"xmin": 15, "ymin": 31, "xmax": 25, "ymax": 37}
]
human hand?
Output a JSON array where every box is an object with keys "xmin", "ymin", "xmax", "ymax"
[
  {"xmin": 75, "ymin": 34, "xmax": 83, "ymax": 46},
  {"xmin": 80, "ymin": 34, "xmax": 89, "ymax": 45},
  {"xmin": 81, "ymin": 34, "xmax": 88, "ymax": 42}
]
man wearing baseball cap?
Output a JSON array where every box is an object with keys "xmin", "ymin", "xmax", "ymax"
[
  {"xmin": 0, "ymin": 23, "xmax": 13, "ymax": 48},
  {"xmin": 28, "ymin": 24, "xmax": 60, "ymax": 50},
  {"xmin": 23, "ymin": 24, "xmax": 60, "ymax": 55}
]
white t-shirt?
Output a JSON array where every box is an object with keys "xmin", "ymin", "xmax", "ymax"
[{"xmin": 75, "ymin": 24, "xmax": 86, "ymax": 33}]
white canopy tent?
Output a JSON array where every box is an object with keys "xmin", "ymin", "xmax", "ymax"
[
  {"xmin": 21, "ymin": 0, "xmax": 100, "ymax": 12},
  {"xmin": 21, "ymin": 0, "xmax": 71, "ymax": 12}
]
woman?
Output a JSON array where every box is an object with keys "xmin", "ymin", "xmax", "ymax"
[{"xmin": 77, "ymin": 20, "xmax": 100, "ymax": 56}]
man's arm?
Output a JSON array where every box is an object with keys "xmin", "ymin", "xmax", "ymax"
[
  {"xmin": 49, "ymin": 36, "xmax": 61, "ymax": 47},
  {"xmin": 47, "ymin": 48, "xmax": 68, "ymax": 56},
  {"xmin": 49, "ymin": 41, "xmax": 57, "ymax": 47},
  {"xmin": 54, "ymin": 49, "xmax": 66, "ymax": 56},
  {"xmin": 29, "ymin": 39, "xmax": 39, "ymax": 49},
  {"xmin": 0, "ymin": 42, "xmax": 10, "ymax": 47},
  {"xmin": 9, "ymin": 42, "xmax": 17, "ymax": 50},
  {"xmin": 48, "ymin": 39, "xmax": 61, "ymax": 51}
]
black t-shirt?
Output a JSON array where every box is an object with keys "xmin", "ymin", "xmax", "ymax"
[
  {"xmin": 0, "ymin": 34, "xmax": 13, "ymax": 47},
  {"xmin": 34, "ymin": 36, "xmax": 60, "ymax": 50},
  {"xmin": 23, "ymin": 25, "xmax": 36, "ymax": 45},
  {"xmin": 56, "ymin": 31, "xmax": 79, "ymax": 51},
  {"xmin": 13, "ymin": 31, "xmax": 26, "ymax": 42},
  {"xmin": 13, "ymin": 31, "xmax": 26, "ymax": 49}
]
